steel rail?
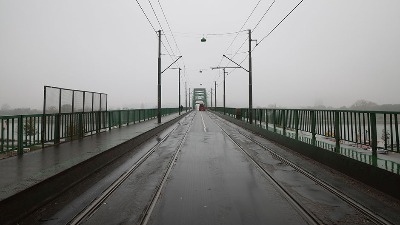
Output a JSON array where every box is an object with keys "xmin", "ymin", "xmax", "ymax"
[
  {"xmin": 68, "ymin": 121, "xmax": 183, "ymax": 225},
  {"xmin": 212, "ymin": 113, "xmax": 393, "ymax": 225},
  {"xmin": 140, "ymin": 112, "xmax": 196, "ymax": 225},
  {"xmin": 211, "ymin": 115, "xmax": 320, "ymax": 225}
]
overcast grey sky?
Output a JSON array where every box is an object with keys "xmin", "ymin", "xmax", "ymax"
[{"xmin": 1, "ymin": 0, "xmax": 399, "ymax": 109}]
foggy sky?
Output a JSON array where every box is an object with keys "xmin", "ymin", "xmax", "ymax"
[{"xmin": 1, "ymin": 0, "xmax": 399, "ymax": 110}]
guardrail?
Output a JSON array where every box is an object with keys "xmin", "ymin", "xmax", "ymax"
[
  {"xmin": 0, "ymin": 108, "xmax": 181, "ymax": 156},
  {"xmin": 215, "ymin": 107, "xmax": 400, "ymax": 156}
]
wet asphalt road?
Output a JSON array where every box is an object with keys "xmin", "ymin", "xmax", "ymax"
[{"xmin": 146, "ymin": 111, "xmax": 308, "ymax": 225}]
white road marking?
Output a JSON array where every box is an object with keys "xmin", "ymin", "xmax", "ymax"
[{"xmin": 200, "ymin": 112, "xmax": 207, "ymax": 132}]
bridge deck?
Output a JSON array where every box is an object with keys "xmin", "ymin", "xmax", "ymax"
[{"xmin": 2, "ymin": 111, "xmax": 400, "ymax": 224}]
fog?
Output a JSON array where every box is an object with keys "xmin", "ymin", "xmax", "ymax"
[{"xmin": 1, "ymin": 0, "xmax": 399, "ymax": 110}]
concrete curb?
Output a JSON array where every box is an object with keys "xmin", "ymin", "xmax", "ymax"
[
  {"xmin": 212, "ymin": 111, "xmax": 400, "ymax": 200},
  {"xmin": 0, "ymin": 112, "xmax": 190, "ymax": 225}
]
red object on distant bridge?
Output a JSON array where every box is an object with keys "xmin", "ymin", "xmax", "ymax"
[{"xmin": 199, "ymin": 104, "xmax": 206, "ymax": 111}]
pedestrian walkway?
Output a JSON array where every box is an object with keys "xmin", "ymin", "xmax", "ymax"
[{"xmin": 0, "ymin": 113, "xmax": 184, "ymax": 201}]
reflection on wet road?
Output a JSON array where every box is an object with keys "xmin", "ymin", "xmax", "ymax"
[{"xmin": 146, "ymin": 112, "xmax": 308, "ymax": 225}]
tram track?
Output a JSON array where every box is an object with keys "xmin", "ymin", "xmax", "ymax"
[
  {"xmin": 68, "ymin": 112, "xmax": 195, "ymax": 225},
  {"xmin": 210, "ymin": 112, "xmax": 393, "ymax": 225},
  {"xmin": 139, "ymin": 112, "xmax": 195, "ymax": 225}
]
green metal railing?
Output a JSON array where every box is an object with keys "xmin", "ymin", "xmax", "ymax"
[
  {"xmin": 0, "ymin": 108, "xmax": 180, "ymax": 156},
  {"xmin": 216, "ymin": 107, "xmax": 400, "ymax": 156}
]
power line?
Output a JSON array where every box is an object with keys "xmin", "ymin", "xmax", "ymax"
[
  {"xmin": 135, "ymin": 0, "xmax": 187, "ymax": 82},
  {"xmin": 228, "ymin": 0, "xmax": 276, "ymax": 65},
  {"xmin": 252, "ymin": 0, "xmax": 276, "ymax": 31},
  {"xmin": 228, "ymin": 37, "xmax": 248, "ymax": 62},
  {"xmin": 255, "ymin": 0, "xmax": 305, "ymax": 49},
  {"xmin": 215, "ymin": 0, "xmax": 263, "ymax": 82},
  {"xmin": 225, "ymin": 0, "xmax": 304, "ymax": 75},
  {"xmin": 157, "ymin": 0, "xmax": 186, "ymax": 73},
  {"xmin": 135, "ymin": 0, "xmax": 157, "ymax": 33},
  {"xmin": 222, "ymin": 0, "xmax": 263, "ymax": 57},
  {"xmin": 147, "ymin": 0, "xmax": 176, "ymax": 58},
  {"xmin": 147, "ymin": 0, "xmax": 162, "ymax": 30}
]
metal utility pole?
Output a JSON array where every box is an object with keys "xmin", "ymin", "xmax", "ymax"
[
  {"xmin": 169, "ymin": 68, "xmax": 182, "ymax": 115},
  {"xmin": 248, "ymin": 29, "xmax": 253, "ymax": 124},
  {"xmin": 210, "ymin": 87, "xmax": 213, "ymax": 108},
  {"xmin": 179, "ymin": 68, "xmax": 181, "ymax": 115},
  {"xmin": 221, "ymin": 29, "xmax": 255, "ymax": 124},
  {"xmin": 157, "ymin": 30, "xmax": 162, "ymax": 123},
  {"xmin": 189, "ymin": 88, "xmax": 191, "ymax": 108},
  {"xmin": 156, "ymin": 30, "xmax": 182, "ymax": 123},
  {"xmin": 211, "ymin": 66, "xmax": 239, "ymax": 115},
  {"xmin": 223, "ymin": 68, "xmax": 225, "ymax": 114},
  {"xmin": 214, "ymin": 81, "xmax": 217, "ymax": 111},
  {"xmin": 185, "ymin": 82, "xmax": 187, "ymax": 111}
]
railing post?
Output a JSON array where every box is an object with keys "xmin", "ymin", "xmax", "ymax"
[
  {"xmin": 395, "ymin": 115, "xmax": 400, "ymax": 153},
  {"xmin": 282, "ymin": 110, "xmax": 287, "ymax": 136},
  {"xmin": 17, "ymin": 115, "xmax": 24, "ymax": 155},
  {"xmin": 119, "ymin": 110, "xmax": 122, "ymax": 128},
  {"xmin": 295, "ymin": 110, "xmax": 299, "ymax": 140},
  {"xmin": 370, "ymin": 112, "xmax": 377, "ymax": 156},
  {"xmin": 253, "ymin": 109, "xmax": 256, "ymax": 125},
  {"xmin": 334, "ymin": 111, "xmax": 340, "ymax": 153},
  {"xmin": 96, "ymin": 111, "xmax": 101, "ymax": 133},
  {"xmin": 108, "ymin": 111, "xmax": 112, "ymax": 131},
  {"xmin": 127, "ymin": 110, "xmax": 130, "ymax": 126},
  {"xmin": 54, "ymin": 114, "xmax": 60, "ymax": 144},
  {"xmin": 79, "ymin": 112, "xmax": 84, "ymax": 139},
  {"xmin": 273, "ymin": 109, "xmax": 276, "ymax": 133},
  {"xmin": 311, "ymin": 111, "xmax": 316, "ymax": 145}
]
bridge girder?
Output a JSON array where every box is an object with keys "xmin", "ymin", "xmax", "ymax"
[{"xmin": 192, "ymin": 88, "xmax": 207, "ymax": 108}]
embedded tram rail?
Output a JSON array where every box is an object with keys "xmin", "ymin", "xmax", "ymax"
[
  {"xmin": 210, "ymin": 112, "xmax": 393, "ymax": 225},
  {"xmin": 17, "ymin": 111, "xmax": 400, "ymax": 225}
]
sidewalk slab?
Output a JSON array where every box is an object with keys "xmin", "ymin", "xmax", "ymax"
[{"xmin": 0, "ymin": 113, "xmax": 183, "ymax": 201}]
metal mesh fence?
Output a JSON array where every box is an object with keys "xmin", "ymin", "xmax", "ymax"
[{"xmin": 44, "ymin": 86, "xmax": 107, "ymax": 114}]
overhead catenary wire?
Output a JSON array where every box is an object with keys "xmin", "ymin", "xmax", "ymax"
[
  {"xmin": 225, "ymin": 0, "xmax": 305, "ymax": 76},
  {"xmin": 157, "ymin": 0, "xmax": 186, "ymax": 77},
  {"xmin": 252, "ymin": 0, "xmax": 276, "ymax": 31},
  {"xmin": 221, "ymin": 0, "xmax": 263, "ymax": 59},
  {"xmin": 164, "ymin": 31, "xmax": 246, "ymax": 39},
  {"xmin": 213, "ymin": 0, "xmax": 263, "ymax": 83},
  {"xmin": 135, "ymin": 0, "xmax": 187, "ymax": 83},
  {"xmin": 227, "ymin": 0, "xmax": 276, "ymax": 65},
  {"xmin": 135, "ymin": 0, "xmax": 157, "ymax": 33},
  {"xmin": 255, "ymin": 0, "xmax": 305, "ymax": 50},
  {"xmin": 147, "ymin": 0, "xmax": 176, "ymax": 59}
]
